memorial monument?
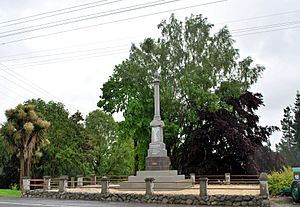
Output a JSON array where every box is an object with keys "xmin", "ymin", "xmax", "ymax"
[
  {"xmin": 145, "ymin": 71, "xmax": 170, "ymax": 171},
  {"xmin": 120, "ymin": 70, "xmax": 191, "ymax": 190}
]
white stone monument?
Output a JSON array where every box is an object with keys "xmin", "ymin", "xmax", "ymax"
[
  {"xmin": 119, "ymin": 70, "xmax": 192, "ymax": 190},
  {"xmin": 145, "ymin": 71, "xmax": 170, "ymax": 170}
]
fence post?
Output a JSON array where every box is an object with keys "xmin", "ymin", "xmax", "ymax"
[
  {"xmin": 190, "ymin": 173, "xmax": 195, "ymax": 186},
  {"xmin": 77, "ymin": 175, "xmax": 84, "ymax": 187},
  {"xmin": 259, "ymin": 172, "xmax": 269, "ymax": 197},
  {"xmin": 225, "ymin": 173, "xmax": 230, "ymax": 184},
  {"xmin": 91, "ymin": 174, "xmax": 97, "ymax": 185},
  {"xmin": 59, "ymin": 176, "xmax": 68, "ymax": 193},
  {"xmin": 199, "ymin": 177, "xmax": 208, "ymax": 196},
  {"xmin": 145, "ymin": 178, "xmax": 155, "ymax": 195},
  {"xmin": 22, "ymin": 177, "xmax": 31, "ymax": 192},
  {"xmin": 70, "ymin": 177, "xmax": 75, "ymax": 188},
  {"xmin": 101, "ymin": 176, "xmax": 109, "ymax": 194},
  {"xmin": 43, "ymin": 176, "xmax": 51, "ymax": 191}
]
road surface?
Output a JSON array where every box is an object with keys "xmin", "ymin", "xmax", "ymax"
[{"xmin": 0, "ymin": 197, "xmax": 199, "ymax": 207}]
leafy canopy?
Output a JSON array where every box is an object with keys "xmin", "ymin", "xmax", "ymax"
[{"xmin": 98, "ymin": 14, "xmax": 265, "ymax": 171}]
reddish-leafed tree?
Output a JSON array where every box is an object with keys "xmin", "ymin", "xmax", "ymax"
[{"xmin": 179, "ymin": 91, "xmax": 284, "ymax": 175}]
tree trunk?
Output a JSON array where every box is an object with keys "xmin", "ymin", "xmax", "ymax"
[
  {"xmin": 26, "ymin": 156, "xmax": 31, "ymax": 177},
  {"xmin": 134, "ymin": 139, "xmax": 138, "ymax": 174},
  {"xmin": 19, "ymin": 155, "xmax": 25, "ymax": 190}
]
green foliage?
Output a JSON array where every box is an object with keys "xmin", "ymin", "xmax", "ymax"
[
  {"xmin": 277, "ymin": 91, "xmax": 300, "ymax": 166},
  {"xmin": 0, "ymin": 189, "xmax": 21, "ymax": 198},
  {"xmin": 25, "ymin": 99, "xmax": 93, "ymax": 177},
  {"xmin": 98, "ymin": 14, "xmax": 265, "ymax": 172},
  {"xmin": 85, "ymin": 110, "xmax": 134, "ymax": 175},
  {"xmin": 294, "ymin": 91, "xmax": 300, "ymax": 149},
  {"xmin": 9, "ymin": 183, "xmax": 19, "ymax": 191},
  {"xmin": 0, "ymin": 103, "xmax": 50, "ymax": 187},
  {"xmin": 268, "ymin": 167, "xmax": 294, "ymax": 196}
]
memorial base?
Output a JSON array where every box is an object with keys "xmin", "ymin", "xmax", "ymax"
[
  {"xmin": 119, "ymin": 170, "xmax": 192, "ymax": 190},
  {"xmin": 146, "ymin": 156, "xmax": 170, "ymax": 171}
]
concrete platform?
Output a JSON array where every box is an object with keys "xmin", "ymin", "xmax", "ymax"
[{"xmin": 119, "ymin": 170, "xmax": 192, "ymax": 190}]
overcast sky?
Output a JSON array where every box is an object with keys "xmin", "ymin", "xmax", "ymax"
[{"xmin": 0, "ymin": 0, "xmax": 299, "ymax": 150}]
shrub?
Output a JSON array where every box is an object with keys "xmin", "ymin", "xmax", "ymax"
[{"xmin": 268, "ymin": 167, "xmax": 293, "ymax": 196}]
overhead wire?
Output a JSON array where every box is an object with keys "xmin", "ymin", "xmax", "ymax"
[
  {"xmin": 0, "ymin": 81, "xmax": 28, "ymax": 100},
  {"xmin": 0, "ymin": 44, "xmax": 130, "ymax": 62},
  {"xmin": 5, "ymin": 19, "xmax": 300, "ymax": 68},
  {"xmin": 0, "ymin": 89, "xmax": 23, "ymax": 102},
  {"xmin": 0, "ymin": 0, "xmax": 229, "ymax": 45},
  {"xmin": 0, "ymin": 72, "xmax": 43, "ymax": 98},
  {"xmin": 234, "ymin": 24, "xmax": 300, "ymax": 37},
  {"xmin": 0, "ymin": 0, "xmax": 182, "ymax": 38},
  {"xmin": 0, "ymin": 0, "xmax": 122, "ymax": 27},
  {"xmin": 7, "ymin": 49, "xmax": 129, "ymax": 68},
  {"xmin": 0, "ymin": 33, "xmax": 152, "ymax": 60},
  {"xmin": 0, "ymin": 63, "xmax": 78, "ymax": 111},
  {"xmin": 2, "ymin": 1, "xmax": 300, "ymax": 69},
  {"xmin": 215, "ymin": 9, "xmax": 300, "ymax": 25},
  {"xmin": 0, "ymin": 63, "xmax": 58, "ymax": 99},
  {"xmin": 231, "ymin": 20, "xmax": 300, "ymax": 33},
  {"xmin": 1, "ymin": 6, "xmax": 299, "ymax": 59},
  {"xmin": 1, "ymin": 5, "xmax": 300, "ymax": 65}
]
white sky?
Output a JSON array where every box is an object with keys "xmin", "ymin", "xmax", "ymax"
[{"xmin": 0, "ymin": 0, "xmax": 299, "ymax": 150}]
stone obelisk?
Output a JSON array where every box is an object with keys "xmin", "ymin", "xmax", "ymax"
[
  {"xmin": 145, "ymin": 71, "xmax": 170, "ymax": 170},
  {"xmin": 119, "ymin": 70, "xmax": 192, "ymax": 190}
]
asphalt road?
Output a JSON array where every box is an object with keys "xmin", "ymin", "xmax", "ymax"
[{"xmin": 0, "ymin": 197, "xmax": 197, "ymax": 207}]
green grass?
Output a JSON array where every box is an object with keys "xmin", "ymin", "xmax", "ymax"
[{"xmin": 0, "ymin": 189, "xmax": 21, "ymax": 197}]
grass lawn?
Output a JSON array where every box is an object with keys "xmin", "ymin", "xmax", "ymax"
[{"xmin": 0, "ymin": 189, "xmax": 21, "ymax": 197}]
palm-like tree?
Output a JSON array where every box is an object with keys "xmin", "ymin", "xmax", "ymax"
[{"xmin": 1, "ymin": 104, "xmax": 50, "ymax": 188}]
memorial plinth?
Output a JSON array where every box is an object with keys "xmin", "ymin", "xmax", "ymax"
[
  {"xmin": 119, "ymin": 71, "xmax": 191, "ymax": 190},
  {"xmin": 119, "ymin": 170, "xmax": 191, "ymax": 190}
]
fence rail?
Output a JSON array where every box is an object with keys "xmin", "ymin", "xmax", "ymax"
[{"xmin": 22, "ymin": 172, "xmax": 268, "ymax": 197}]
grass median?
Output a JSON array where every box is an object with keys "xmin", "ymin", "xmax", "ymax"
[{"xmin": 0, "ymin": 189, "xmax": 21, "ymax": 198}]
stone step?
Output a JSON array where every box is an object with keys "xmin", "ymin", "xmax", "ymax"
[
  {"xmin": 136, "ymin": 170, "xmax": 179, "ymax": 177},
  {"xmin": 128, "ymin": 175, "xmax": 185, "ymax": 182}
]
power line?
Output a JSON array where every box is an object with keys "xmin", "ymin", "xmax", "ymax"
[
  {"xmin": 0, "ymin": 0, "xmax": 181, "ymax": 39},
  {"xmin": 0, "ymin": 63, "xmax": 78, "ymax": 111},
  {"xmin": 0, "ymin": 33, "xmax": 151, "ymax": 60},
  {"xmin": 0, "ymin": 44, "xmax": 130, "ymax": 62},
  {"xmin": 231, "ymin": 20, "xmax": 300, "ymax": 33},
  {"xmin": 7, "ymin": 50, "xmax": 129, "ymax": 68},
  {"xmin": 5, "ymin": 19, "xmax": 300, "ymax": 67},
  {"xmin": 0, "ymin": 0, "xmax": 228, "ymax": 45},
  {"xmin": 8, "ymin": 25, "xmax": 300, "ymax": 68},
  {"xmin": 0, "ymin": 73, "xmax": 43, "ymax": 98},
  {"xmin": 2, "ymin": 6, "xmax": 299, "ymax": 57},
  {"xmin": 0, "ymin": 89, "xmax": 23, "ymax": 102},
  {"xmin": 0, "ymin": 81, "xmax": 28, "ymax": 100},
  {"xmin": 0, "ymin": 63, "xmax": 58, "ymax": 99},
  {"xmin": 216, "ymin": 9, "xmax": 300, "ymax": 25},
  {"xmin": 0, "ymin": 0, "xmax": 121, "ymax": 27},
  {"xmin": 234, "ymin": 24, "xmax": 300, "ymax": 37}
]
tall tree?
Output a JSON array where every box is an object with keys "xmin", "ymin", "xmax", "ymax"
[
  {"xmin": 98, "ymin": 14, "xmax": 265, "ymax": 171},
  {"xmin": 0, "ymin": 104, "xmax": 50, "ymax": 187},
  {"xmin": 293, "ymin": 91, "xmax": 300, "ymax": 149},
  {"xmin": 277, "ymin": 91, "xmax": 300, "ymax": 166},
  {"xmin": 85, "ymin": 110, "xmax": 134, "ymax": 175},
  {"xmin": 25, "ymin": 99, "xmax": 93, "ymax": 177},
  {"xmin": 0, "ymin": 134, "xmax": 20, "ymax": 188},
  {"xmin": 180, "ymin": 91, "xmax": 281, "ymax": 174},
  {"xmin": 276, "ymin": 106, "xmax": 298, "ymax": 165}
]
